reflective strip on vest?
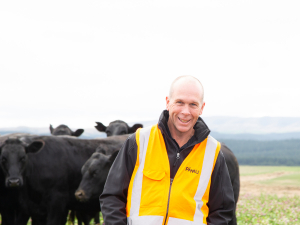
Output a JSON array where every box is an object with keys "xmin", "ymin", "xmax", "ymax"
[{"xmin": 126, "ymin": 125, "xmax": 220, "ymax": 225}]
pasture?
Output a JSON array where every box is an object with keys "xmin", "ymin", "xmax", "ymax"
[
  {"xmin": 239, "ymin": 166, "xmax": 300, "ymax": 196},
  {"xmin": 237, "ymin": 165, "xmax": 300, "ymax": 224}
]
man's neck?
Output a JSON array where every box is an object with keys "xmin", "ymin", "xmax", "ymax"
[{"xmin": 167, "ymin": 121, "xmax": 195, "ymax": 148}]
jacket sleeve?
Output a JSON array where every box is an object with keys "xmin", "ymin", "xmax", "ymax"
[
  {"xmin": 99, "ymin": 134, "xmax": 137, "ymax": 225},
  {"xmin": 206, "ymin": 150, "xmax": 235, "ymax": 225}
]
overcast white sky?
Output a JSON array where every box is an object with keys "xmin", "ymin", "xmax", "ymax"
[{"xmin": 0, "ymin": 0, "xmax": 299, "ymax": 128}]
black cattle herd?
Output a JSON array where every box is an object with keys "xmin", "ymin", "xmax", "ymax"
[{"xmin": 0, "ymin": 120, "xmax": 240, "ymax": 225}]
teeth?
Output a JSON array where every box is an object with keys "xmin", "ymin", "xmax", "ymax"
[{"xmin": 179, "ymin": 118, "xmax": 189, "ymax": 123}]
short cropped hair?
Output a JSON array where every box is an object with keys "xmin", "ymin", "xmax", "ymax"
[{"xmin": 169, "ymin": 75, "xmax": 204, "ymax": 103}]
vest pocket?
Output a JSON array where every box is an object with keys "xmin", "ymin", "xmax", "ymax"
[
  {"xmin": 143, "ymin": 170, "xmax": 166, "ymax": 180},
  {"xmin": 140, "ymin": 170, "xmax": 167, "ymax": 208}
]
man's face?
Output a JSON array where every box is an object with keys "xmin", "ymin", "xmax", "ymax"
[{"xmin": 166, "ymin": 81, "xmax": 205, "ymax": 136}]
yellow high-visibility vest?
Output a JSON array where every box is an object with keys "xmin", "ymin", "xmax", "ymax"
[{"xmin": 126, "ymin": 125, "xmax": 220, "ymax": 225}]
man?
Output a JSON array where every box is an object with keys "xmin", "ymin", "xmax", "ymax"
[{"xmin": 100, "ymin": 75, "xmax": 235, "ymax": 225}]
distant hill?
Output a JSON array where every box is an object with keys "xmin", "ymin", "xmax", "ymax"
[
  {"xmin": 1, "ymin": 116, "xmax": 300, "ymax": 140},
  {"xmin": 129, "ymin": 117, "xmax": 300, "ymax": 140},
  {"xmin": 211, "ymin": 131, "xmax": 300, "ymax": 141},
  {"xmin": 129, "ymin": 116, "xmax": 300, "ymax": 134},
  {"xmin": 0, "ymin": 127, "xmax": 105, "ymax": 139},
  {"xmin": 202, "ymin": 116, "xmax": 300, "ymax": 134}
]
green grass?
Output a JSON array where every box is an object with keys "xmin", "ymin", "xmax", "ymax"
[
  {"xmin": 238, "ymin": 166, "xmax": 300, "ymax": 224},
  {"xmin": 239, "ymin": 166, "xmax": 300, "ymax": 176},
  {"xmin": 20, "ymin": 212, "xmax": 104, "ymax": 225},
  {"xmin": 237, "ymin": 194, "xmax": 300, "ymax": 224},
  {"xmin": 65, "ymin": 212, "xmax": 104, "ymax": 225},
  {"xmin": 259, "ymin": 173, "xmax": 300, "ymax": 186},
  {"xmin": 240, "ymin": 165, "xmax": 300, "ymax": 187}
]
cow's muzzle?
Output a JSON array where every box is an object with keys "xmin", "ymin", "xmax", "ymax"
[
  {"xmin": 75, "ymin": 189, "xmax": 87, "ymax": 202},
  {"xmin": 7, "ymin": 178, "xmax": 21, "ymax": 187}
]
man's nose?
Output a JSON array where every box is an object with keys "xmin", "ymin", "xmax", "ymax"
[{"xmin": 182, "ymin": 104, "xmax": 191, "ymax": 115}]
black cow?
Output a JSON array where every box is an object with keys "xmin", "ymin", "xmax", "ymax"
[
  {"xmin": 0, "ymin": 133, "xmax": 37, "ymax": 225},
  {"xmin": 95, "ymin": 120, "xmax": 143, "ymax": 137},
  {"xmin": 0, "ymin": 136, "xmax": 114, "ymax": 225},
  {"xmin": 75, "ymin": 151, "xmax": 119, "ymax": 203},
  {"xmin": 50, "ymin": 124, "xmax": 84, "ymax": 137},
  {"xmin": 75, "ymin": 134, "xmax": 129, "ymax": 202},
  {"xmin": 0, "ymin": 165, "xmax": 21, "ymax": 225},
  {"xmin": 49, "ymin": 124, "xmax": 97, "ymax": 224}
]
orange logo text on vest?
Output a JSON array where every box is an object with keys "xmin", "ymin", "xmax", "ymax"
[{"xmin": 185, "ymin": 167, "xmax": 199, "ymax": 174}]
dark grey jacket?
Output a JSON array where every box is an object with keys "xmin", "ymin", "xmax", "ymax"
[{"xmin": 100, "ymin": 110, "xmax": 235, "ymax": 225}]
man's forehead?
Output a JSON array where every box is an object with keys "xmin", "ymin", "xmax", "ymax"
[
  {"xmin": 172, "ymin": 81, "xmax": 202, "ymax": 97},
  {"xmin": 173, "ymin": 77, "xmax": 201, "ymax": 88},
  {"xmin": 170, "ymin": 76, "xmax": 203, "ymax": 99}
]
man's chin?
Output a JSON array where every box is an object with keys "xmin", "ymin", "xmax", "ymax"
[{"xmin": 176, "ymin": 126, "xmax": 192, "ymax": 134}]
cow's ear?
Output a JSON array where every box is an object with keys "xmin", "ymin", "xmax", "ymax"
[
  {"xmin": 25, "ymin": 140, "xmax": 45, "ymax": 154},
  {"xmin": 128, "ymin": 124, "xmax": 143, "ymax": 133},
  {"xmin": 72, "ymin": 129, "xmax": 84, "ymax": 137},
  {"xmin": 109, "ymin": 150, "xmax": 119, "ymax": 164},
  {"xmin": 95, "ymin": 122, "xmax": 107, "ymax": 132},
  {"xmin": 49, "ymin": 124, "xmax": 54, "ymax": 134}
]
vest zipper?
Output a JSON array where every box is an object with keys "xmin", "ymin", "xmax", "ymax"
[
  {"xmin": 173, "ymin": 152, "xmax": 180, "ymax": 167},
  {"xmin": 164, "ymin": 178, "xmax": 173, "ymax": 225}
]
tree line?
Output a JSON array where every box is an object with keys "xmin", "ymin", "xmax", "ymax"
[{"xmin": 221, "ymin": 139, "xmax": 300, "ymax": 166}]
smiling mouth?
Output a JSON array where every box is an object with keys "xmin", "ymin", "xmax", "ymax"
[{"xmin": 178, "ymin": 117, "xmax": 191, "ymax": 123}]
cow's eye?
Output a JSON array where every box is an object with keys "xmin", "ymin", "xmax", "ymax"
[
  {"xmin": 92, "ymin": 171, "xmax": 97, "ymax": 177},
  {"xmin": 20, "ymin": 157, "xmax": 26, "ymax": 162},
  {"xmin": 120, "ymin": 131, "xmax": 126, "ymax": 135},
  {"xmin": 1, "ymin": 157, "xmax": 6, "ymax": 163},
  {"xmin": 106, "ymin": 131, "xmax": 111, "ymax": 136}
]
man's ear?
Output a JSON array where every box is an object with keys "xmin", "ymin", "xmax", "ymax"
[
  {"xmin": 166, "ymin": 96, "xmax": 170, "ymax": 111},
  {"xmin": 199, "ymin": 102, "xmax": 205, "ymax": 116}
]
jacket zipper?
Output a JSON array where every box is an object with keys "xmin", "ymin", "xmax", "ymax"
[
  {"xmin": 164, "ymin": 178, "xmax": 173, "ymax": 225},
  {"xmin": 173, "ymin": 152, "xmax": 180, "ymax": 167}
]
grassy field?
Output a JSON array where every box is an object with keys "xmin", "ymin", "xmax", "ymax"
[
  {"xmin": 237, "ymin": 166, "xmax": 300, "ymax": 224},
  {"xmin": 237, "ymin": 193, "xmax": 300, "ymax": 224},
  {"xmin": 240, "ymin": 165, "xmax": 300, "ymax": 187},
  {"xmin": 240, "ymin": 166, "xmax": 300, "ymax": 176}
]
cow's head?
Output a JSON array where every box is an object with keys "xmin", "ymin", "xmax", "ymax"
[
  {"xmin": 50, "ymin": 124, "xmax": 84, "ymax": 137},
  {"xmin": 94, "ymin": 120, "xmax": 143, "ymax": 137},
  {"xmin": 75, "ymin": 151, "xmax": 119, "ymax": 202},
  {"xmin": 0, "ymin": 138, "xmax": 44, "ymax": 188}
]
